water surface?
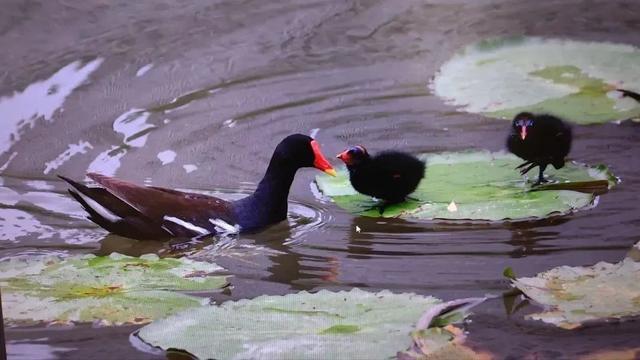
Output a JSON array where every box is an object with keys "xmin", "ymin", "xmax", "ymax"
[{"xmin": 1, "ymin": 0, "xmax": 639, "ymax": 358}]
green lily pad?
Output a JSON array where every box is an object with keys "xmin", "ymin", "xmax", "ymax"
[
  {"xmin": 431, "ymin": 37, "xmax": 640, "ymax": 124},
  {"xmin": 512, "ymin": 242, "xmax": 640, "ymax": 329},
  {"xmin": 0, "ymin": 253, "xmax": 229, "ymax": 326},
  {"xmin": 315, "ymin": 150, "xmax": 615, "ymax": 221},
  {"xmin": 136, "ymin": 289, "xmax": 484, "ymax": 360}
]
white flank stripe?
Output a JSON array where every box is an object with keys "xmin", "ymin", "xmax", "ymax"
[
  {"xmin": 77, "ymin": 192, "xmax": 121, "ymax": 223},
  {"xmin": 163, "ymin": 216, "xmax": 209, "ymax": 235},
  {"xmin": 209, "ymin": 218, "xmax": 240, "ymax": 234}
]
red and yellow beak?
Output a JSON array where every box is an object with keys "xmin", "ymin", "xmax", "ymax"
[
  {"xmin": 520, "ymin": 126, "xmax": 528, "ymax": 140},
  {"xmin": 310, "ymin": 140, "xmax": 337, "ymax": 176}
]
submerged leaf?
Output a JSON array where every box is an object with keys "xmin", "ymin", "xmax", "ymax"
[
  {"xmin": 512, "ymin": 243, "xmax": 640, "ymax": 329},
  {"xmin": 316, "ymin": 150, "xmax": 614, "ymax": 221},
  {"xmin": 415, "ymin": 297, "xmax": 486, "ymax": 330},
  {"xmin": 136, "ymin": 289, "xmax": 483, "ymax": 360},
  {"xmin": 0, "ymin": 253, "xmax": 228, "ymax": 326},
  {"xmin": 399, "ymin": 325, "xmax": 493, "ymax": 360},
  {"xmin": 399, "ymin": 298, "xmax": 491, "ymax": 360},
  {"xmin": 431, "ymin": 37, "xmax": 640, "ymax": 124},
  {"xmin": 502, "ymin": 267, "xmax": 516, "ymax": 280}
]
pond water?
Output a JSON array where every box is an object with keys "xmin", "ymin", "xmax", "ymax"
[{"xmin": 1, "ymin": 0, "xmax": 639, "ymax": 358}]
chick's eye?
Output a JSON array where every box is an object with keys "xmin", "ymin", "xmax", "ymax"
[{"xmin": 526, "ymin": 120, "xmax": 534, "ymax": 126}]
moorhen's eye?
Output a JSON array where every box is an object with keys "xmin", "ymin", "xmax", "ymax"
[{"xmin": 526, "ymin": 120, "xmax": 534, "ymax": 126}]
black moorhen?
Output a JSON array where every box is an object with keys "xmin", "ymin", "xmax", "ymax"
[
  {"xmin": 336, "ymin": 145, "xmax": 425, "ymax": 212},
  {"xmin": 59, "ymin": 134, "xmax": 336, "ymax": 240},
  {"xmin": 506, "ymin": 112, "xmax": 572, "ymax": 185}
]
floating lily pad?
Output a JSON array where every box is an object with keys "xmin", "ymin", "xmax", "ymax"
[
  {"xmin": 398, "ymin": 325, "xmax": 493, "ymax": 360},
  {"xmin": 398, "ymin": 297, "xmax": 492, "ymax": 360},
  {"xmin": 315, "ymin": 150, "xmax": 614, "ymax": 221},
  {"xmin": 431, "ymin": 37, "xmax": 640, "ymax": 124},
  {"xmin": 580, "ymin": 348, "xmax": 640, "ymax": 360},
  {"xmin": 512, "ymin": 243, "xmax": 640, "ymax": 329},
  {"xmin": 136, "ymin": 289, "xmax": 484, "ymax": 360},
  {"xmin": 0, "ymin": 253, "xmax": 228, "ymax": 326}
]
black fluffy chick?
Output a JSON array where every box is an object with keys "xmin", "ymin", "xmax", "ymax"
[
  {"xmin": 336, "ymin": 145, "xmax": 425, "ymax": 211},
  {"xmin": 507, "ymin": 112, "xmax": 572, "ymax": 185}
]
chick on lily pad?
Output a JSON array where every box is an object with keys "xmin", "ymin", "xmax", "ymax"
[{"xmin": 316, "ymin": 150, "xmax": 615, "ymax": 221}]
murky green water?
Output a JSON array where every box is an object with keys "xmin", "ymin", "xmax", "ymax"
[{"xmin": 1, "ymin": 0, "xmax": 639, "ymax": 358}]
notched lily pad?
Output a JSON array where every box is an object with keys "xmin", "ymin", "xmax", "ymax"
[
  {"xmin": 431, "ymin": 37, "xmax": 640, "ymax": 124},
  {"xmin": 136, "ymin": 289, "xmax": 487, "ymax": 360},
  {"xmin": 511, "ymin": 242, "xmax": 640, "ymax": 329},
  {"xmin": 0, "ymin": 253, "xmax": 229, "ymax": 326},
  {"xmin": 398, "ymin": 297, "xmax": 492, "ymax": 360},
  {"xmin": 315, "ymin": 150, "xmax": 615, "ymax": 221}
]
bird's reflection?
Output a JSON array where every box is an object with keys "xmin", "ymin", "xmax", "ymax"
[
  {"xmin": 257, "ymin": 226, "xmax": 339, "ymax": 290},
  {"xmin": 94, "ymin": 233, "xmax": 219, "ymax": 257},
  {"xmin": 94, "ymin": 234, "xmax": 164, "ymax": 257},
  {"xmin": 346, "ymin": 216, "xmax": 378, "ymax": 260},
  {"xmin": 504, "ymin": 218, "xmax": 569, "ymax": 258},
  {"xmin": 93, "ymin": 218, "xmax": 341, "ymax": 292},
  {"xmin": 346, "ymin": 216, "xmax": 441, "ymax": 258}
]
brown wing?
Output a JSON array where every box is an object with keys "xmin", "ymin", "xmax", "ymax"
[{"xmin": 86, "ymin": 173, "xmax": 234, "ymax": 223}]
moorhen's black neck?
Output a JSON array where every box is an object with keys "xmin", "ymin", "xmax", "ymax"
[{"xmin": 231, "ymin": 156, "xmax": 299, "ymax": 231}]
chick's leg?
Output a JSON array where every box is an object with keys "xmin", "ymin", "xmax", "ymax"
[{"xmin": 534, "ymin": 164, "xmax": 549, "ymax": 186}]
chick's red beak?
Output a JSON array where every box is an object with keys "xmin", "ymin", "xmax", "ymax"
[
  {"xmin": 310, "ymin": 140, "xmax": 337, "ymax": 176},
  {"xmin": 520, "ymin": 126, "xmax": 527, "ymax": 140},
  {"xmin": 336, "ymin": 150, "xmax": 352, "ymax": 165}
]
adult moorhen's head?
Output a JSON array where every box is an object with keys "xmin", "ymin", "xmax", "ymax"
[
  {"xmin": 271, "ymin": 134, "xmax": 336, "ymax": 176},
  {"xmin": 336, "ymin": 145, "xmax": 370, "ymax": 167},
  {"xmin": 512, "ymin": 112, "xmax": 535, "ymax": 140}
]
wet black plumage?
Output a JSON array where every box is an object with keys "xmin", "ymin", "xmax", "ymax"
[
  {"xmin": 337, "ymin": 146, "xmax": 425, "ymax": 205},
  {"xmin": 506, "ymin": 112, "xmax": 572, "ymax": 185}
]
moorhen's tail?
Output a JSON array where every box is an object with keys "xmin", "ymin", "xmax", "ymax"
[
  {"xmin": 58, "ymin": 175, "xmax": 170, "ymax": 239},
  {"xmin": 65, "ymin": 187, "xmax": 117, "ymax": 231},
  {"xmin": 58, "ymin": 175, "xmax": 138, "ymax": 220}
]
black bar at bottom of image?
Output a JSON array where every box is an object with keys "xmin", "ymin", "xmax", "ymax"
[{"xmin": 0, "ymin": 288, "xmax": 6, "ymax": 360}]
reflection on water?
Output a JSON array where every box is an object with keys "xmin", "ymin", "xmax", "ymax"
[
  {"xmin": 135, "ymin": 64, "xmax": 154, "ymax": 78},
  {"xmin": 0, "ymin": 59, "xmax": 103, "ymax": 157},
  {"xmin": 0, "ymin": 209, "xmax": 54, "ymax": 242},
  {"xmin": 44, "ymin": 141, "xmax": 93, "ymax": 175},
  {"xmin": 506, "ymin": 223, "xmax": 562, "ymax": 258},
  {"xmin": 157, "ymin": 150, "xmax": 177, "ymax": 166},
  {"xmin": 7, "ymin": 341, "xmax": 75, "ymax": 360},
  {"xmin": 0, "ymin": 176, "xmax": 103, "ymax": 244},
  {"xmin": 2, "ymin": 0, "xmax": 640, "ymax": 358},
  {"xmin": 87, "ymin": 109, "xmax": 154, "ymax": 177}
]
